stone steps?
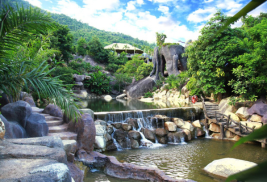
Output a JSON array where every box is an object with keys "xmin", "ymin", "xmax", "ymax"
[
  {"xmin": 49, "ymin": 124, "xmax": 68, "ymax": 133},
  {"xmin": 45, "ymin": 116, "xmax": 62, "ymax": 121},
  {"xmin": 46, "ymin": 120, "xmax": 64, "ymax": 127},
  {"xmin": 48, "ymin": 132, "xmax": 77, "ymax": 140}
]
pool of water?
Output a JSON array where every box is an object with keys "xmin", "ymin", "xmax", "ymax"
[
  {"xmin": 85, "ymin": 139, "xmax": 267, "ymax": 182},
  {"xmin": 79, "ymin": 98, "xmax": 192, "ymax": 112}
]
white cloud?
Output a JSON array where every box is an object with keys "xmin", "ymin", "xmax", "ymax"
[
  {"xmin": 127, "ymin": 1, "xmax": 136, "ymax": 11},
  {"xmin": 187, "ymin": 7, "xmax": 217, "ymax": 23},
  {"xmin": 136, "ymin": 0, "xmax": 145, "ymax": 5},
  {"xmin": 153, "ymin": 0, "xmax": 173, "ymax": 3},
  {"xmin": 204, "ymin": 0, "xmax": 214, "ymax": 3},
  {"xmin": 25, "ymin": 0, "xmax": 42, "ymax": 8},
  {"xmin": 83, "ymin": 0, "xmax": 120, "ymax": 12},
  {"xmin": 158, "ymin": 5, "xmax": 169, "ymax": 15}
]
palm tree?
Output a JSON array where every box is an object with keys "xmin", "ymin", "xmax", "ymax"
[{"xmin": 0, "ymin": 4, "xmax": 80, "ymax": 120}]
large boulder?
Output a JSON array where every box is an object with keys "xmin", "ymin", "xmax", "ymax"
[
  {"xmin": 235, "ymin": 107, "xmax": 250, "ymax": 121},
  {"xmin": 43, "ymin": 104, "xmax": 63, "ymax": 118},
  {"xmin": 62, "ymin": 140, "xmax": 77, "ymax": 162},
  {"xmin": 0, "ymin": 159, "xmax": 71, "ymax": 182},
  {"xmin": 250, "ymin": 114, "xmax": 262, "ymax": 122},
  {"xmin": 240, "ymin": 121, "xmax": 262, "ymax": 129},
  {"xmin": 103, "ymin": 95, "xmax": 112, "ymax": 102},
  {"xmin": 247, "ymin": 100, "xmax": 267, "ymax": 123},
  {"xmin": 142, "ymin": 128, "xmax": 155, "ymax": 142},
  {"xmin": 160, "ymin": 45, "xmax": 187, "ymax": 74},
  {"xmin": 167, "ymin": 131, "xmax": 184, "ymax": 143},
  {"xmin": 79, "ymin": 109, "xmax": 94, "ymax": 119},
  {"xmin": 204, "ymin": 158, "xmax": 257, "ymax": 179},
  {"xmin": 25, "ymin": 113, "xmax": 48, "ymax": 137},
  {"xmin": 113, "ymin": 129, "xmax": 128, "ymax": 148},
  {"xmin": 173, "ymin": 118, "xmax": 194, "ymax": 131},
  {"xmin": 128, "ymin": 130, "xmax": 141, "ymax": 140},
  {"xmin": 126, "ymin": 118, "xmax": 138, "ymax": 129},
  {"xmin": 122, "ymin": 123, "xmax": 132, "ymax": 131},
  {"xmin": 1, "ymin": 101, "xmax": 32, "ymax": 128},
  {"xmin": 155, "ymin": 128, "xmax": 168, "ymax": 137},
  {"xmin": 126, "ymin": 76, "xmax": 156, "ymax": 99},
  {"xmin": 225, "ymin": 111, "xmax": 240, "ymax": 122},
  {"xmin": 68, "ymin": 114, "xmax": 96, "ymax": 153},
  {"xmin": 0, "ymin": 115, "xmax": 27, "ymax": 139},
  {"xmin": 209, "ymin": 123, "xmax": 220, "ymax": 132},
  {"xmin": 23, "ymin": 97, "xmax": 36, "ymax": 107},
  {"xmin": 164, "ymin": 122, "xmax": 177, "ymax": 131}
]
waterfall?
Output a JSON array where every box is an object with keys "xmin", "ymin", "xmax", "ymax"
[
  {"xmin": 126, "ymin": 136, "xmax": 131, "ymax": 149},
  {"xmin": 111, "ymin": 128, "xmax": 123, "ymax": 151},
  {"xmin": 180, "ymin": 136, "xmax": 187, "ymax": 144},
  {"xmin": 190, "ymin": 109, "xmax": 195, "ymax": 122},
  {"xmin": 203, "ymin": 125, "xmax": 212, "ymax": 138}
]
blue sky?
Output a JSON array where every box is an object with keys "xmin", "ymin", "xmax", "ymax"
[{"xmin": 25, "ymin": 0, "xmax": 267, "ymax": 43}]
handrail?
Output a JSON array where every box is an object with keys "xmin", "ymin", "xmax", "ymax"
[{"xmin": 201, "ymin": 95, "xmax": 254, "ymax": 134}]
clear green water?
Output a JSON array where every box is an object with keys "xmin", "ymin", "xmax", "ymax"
[
  {"xmin": 80, "ymin": 99, "xmax": 159, "ymax": 112},
  {"xmin": 80, "ymin": 98, "xmax": 192, "ymax": 112},
  {"xmin": 85, "ymin": 139, "xmax": 267, "ymax": 182}
]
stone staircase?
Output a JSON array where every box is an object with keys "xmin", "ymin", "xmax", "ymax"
[{"xmin": 32, "ymin": 107, "xmax": 77, "ymax": 140}]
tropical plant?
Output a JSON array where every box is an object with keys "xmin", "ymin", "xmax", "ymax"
[
  {"xmin": 135, "ymin": 62, "xmax": 153, "ymax": 80},
  {"xmin": 87, "ymin": 36, "xmax": 109, "ymax": 63},
  {"xmin": 0, "ymin": 4, "xmax": 80, "ymax": 120},
  {"xmin": 156, "ymin": 32, "xmax": 167, "ymax": 48},
  {"xmin": 77, "ymin": 37, "xmax": 87, "ymax": 56},
  {"xmin": 185, "ymin": 11, "xmax": 246, "ymax": 97},
  {"xmin": 114, "ymin": 73, "xmax": 132, "ymax": 93},
  {"xmin": 144, "ymin": 92, "xmax": 153, "ymax": 98},
  {"xmin": 84, "ymin": 71, "xmax": 111, "ymax": 95}
]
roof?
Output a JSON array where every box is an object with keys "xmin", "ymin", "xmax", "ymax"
[{"xmin": 104, "ymin": 43, "xmax": 143, "ymax": 52}]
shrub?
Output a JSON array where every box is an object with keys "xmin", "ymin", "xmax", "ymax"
[
  {"xmin": 144, "ymin": 92, "xmax": 153, "ymax": 98},
  {"xmin": 84, "ymin": 71, "xmax": 111, "ymax": 95},
  {"xmin": 51, "ymin": 67, "xmax": 75, "ymax": 85},
  {"xmin": 68, "ymin": 61, "xmax": 92, "ymax": 74}
]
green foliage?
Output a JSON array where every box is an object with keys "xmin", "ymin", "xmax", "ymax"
[
  {"xmin": 155, "ymin": 74, "xmax": 165, "ymax": 89},
  {"xmin": 51, "ymin": 66, "xmax": 75, "ymax": 85},
  {"xmin": 50, "ymin": 23, "xmax": 73, "ymax": 63},
  {"xmin": 87, "ymin": 36, "xmax": 109, "ymax": 63},
  {"xmin": 84, "ymin": 71, "xmax": 111, "ymax": 95},
  {"xmin": 156, "ymin": 32, "xmax": 167, "ymax": 48},
  {"xmin": 114, "ymin": 73, "xmax": 132, "ymax": 93},
  {"xmin": 106, "ymin": 51, "xmax": 128, "ymax": 72},
  {"xmin": 144, "ymin": 92, "xmax": 153, "ymax": 98},
  {"xmin": 162, "ymin": 43, "xmax": 180, "ymax": 48},
  {"xmin": 68, "ymin": 61, "xmax": 92, "ymax": 74},
  {"xmin": 0, "ymin": 4, "xmax": 55, "ymax": 59},
  {"xmin": 185, "ymin": 11, "xmax": 246, "ymax": 96},
  {"xmin": 116, "ymin": 54, "xmax": 145, "ymax": 80},
  {"xmin": 135, "ymin": 62, "xmax": 153, "ymax": 80},
  {"xmin": 165, "ymin": 72, "xmax": 189, "ymax": 91},
  {"xmin": 77, "ymin": 37, "xmax": 87, "ymax": 56},
  {"xmin": 228, "ymin": 17, "xmax": 267, "ymax": 102},
  {"xmin": 0, "ymin": 3, "xmax": 80, "ymax": 120}
]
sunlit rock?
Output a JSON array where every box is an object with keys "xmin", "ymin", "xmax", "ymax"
[{"xmin": 204, "ymin": 158, "xmax": 257, "ymax": 179}]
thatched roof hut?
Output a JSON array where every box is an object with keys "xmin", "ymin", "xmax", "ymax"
[{"xmin": 104, "ymin": 43, "xmax": 143, "ymax": 54}]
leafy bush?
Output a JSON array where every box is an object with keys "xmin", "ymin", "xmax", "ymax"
[
  {"xmin": 68, "ymin": 61, "xmax": 92, "ymax": 74},
  {"xmin": 84, "ymin": 71, "xmax": 111, "ymax": 95},
  {"xmin": 51, "ymin": 67, "xmax": 75, "ymax": 85},
  {"xmin": 87, "ymin": 36, "xmax": 109, "ymax": 63},
  {"xmin": 144, "ymin": 92, "xmax": 153, "ymax": 98},
  {"xmin": 135, "ymin": 62, "xmax": 153, "ymax": 80},
  {"xmin": 114, "ymin": 73, "xmax": 132, "ymax": 93},
  {"xmin": 77, "ymin": 37, "xmax": 87, "ymax": 56},
  {"xmin": 165, "ymin": 71, "xmax": 189, "ymax": 90}
]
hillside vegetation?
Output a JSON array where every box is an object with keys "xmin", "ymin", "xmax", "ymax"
[{"xmin": 3, "ymin": 0, "xmax": 155, "ymax": 48}]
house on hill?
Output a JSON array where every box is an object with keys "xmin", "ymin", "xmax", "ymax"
[{"xmin": 104, "ymin": 43, "xmax": 143, "ymax": 54}]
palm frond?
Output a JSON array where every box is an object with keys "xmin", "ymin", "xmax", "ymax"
[
  {"xmin": 0, "ymin": 61, "xmax": 81, "ymax": 120},
  {"xmin": 0, "ymin": 4, "xmax": 55, "ymax": 59}
]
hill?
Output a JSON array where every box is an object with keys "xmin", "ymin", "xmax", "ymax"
[{"xmin": 3, "ymin": 0, "xmax": 155, "ymax": 48}]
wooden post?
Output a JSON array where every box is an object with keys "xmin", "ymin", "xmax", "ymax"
[
  {"xmin": 261, "ymin": 139, "xmax": 266, "ymax": 148},
  {"xmin": 219, "ymin": 123, "xmax": 225, "ymax": 139},
  {"xmin": 239, "ymin": 122, "xmax": 242, "ymax": 134}
]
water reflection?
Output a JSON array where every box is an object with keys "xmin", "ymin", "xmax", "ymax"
[
  {"xmin": 103, "ymin": 139, "xmax": 267, "ymax": 182},
  {"xmin": 79, "ymin": 98, "xmax": 192, "ymax": 112}
]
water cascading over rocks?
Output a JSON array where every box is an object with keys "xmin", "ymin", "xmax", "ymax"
[{"xmin": 93, "ymin": 108, "xmax": 205, "ymax": 152}]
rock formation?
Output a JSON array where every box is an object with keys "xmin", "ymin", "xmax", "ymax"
[{"xmin": 150, "ymin": 45, "xmax": 187, "ymax": 80}]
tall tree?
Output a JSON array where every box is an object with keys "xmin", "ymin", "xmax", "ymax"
[{"xmin": 50, "ymin": 23, "xmax": 73, "ymax": 64}]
